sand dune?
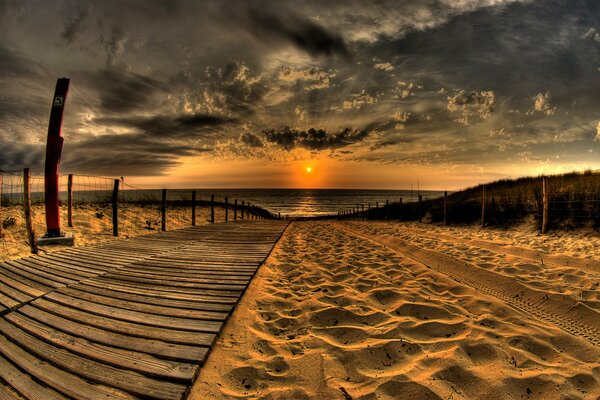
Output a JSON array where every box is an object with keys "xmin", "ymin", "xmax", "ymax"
[{"xmin": 190, "ymin": 221, "xmax": 600, "ymax": 399}]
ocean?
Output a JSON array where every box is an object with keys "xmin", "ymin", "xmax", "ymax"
[
  {"xmin": 6, "ymin": 188, "xmax": 445, "ymax": 218},
  {"xmin": 166, "ymin": 189, "xmax": 446, "ymax": 218}
]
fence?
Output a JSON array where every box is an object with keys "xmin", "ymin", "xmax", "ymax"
[
  {"xmin": 0, "ymin": 170, "xmax": 275, "ymax": 260},
  {"xmin": 337, "ymin": 172, "xmax": 600, "ymax": 233}
]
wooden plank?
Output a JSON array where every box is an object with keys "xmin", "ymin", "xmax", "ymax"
[
  {"xmin": 0, "ymin": 353, "xmax": 64, "ymax": 400},
  {"xmin": 104, "ymin": 271, "xmax": 249, "ymax": 288},
  {"xmin": 0, "ymin": 271, "xmax": 44, "ymax": 298},
  {"xmin": 74, "ymin": 283, "xmax": 234, "ymax": 312},
  {"xmin": 34, "ymin": 253, "xmax": 109, "ymax": 275},
  {"xmin": 91, "ymin": 276, "xmax": 242, "ymax": 298},
  {"xmin": 10, "ymin": 258, "xmax": 89, "ymax": 282},
  {"xmin": 45, "ymin": 292, "xmax": 224, "ymax": 333},
  {"xmin": 2, "ymin": 261, "xmax": 70, "ymax": 288},
  {"xmin": 0, "ymin": 329, "xmax": 135, "ymax": 399},
  {"xmin": 19, "ymin": 305, "xmax": 208, "ymax": 362},
  {"xmin": 80, "ymin": 279, "xmax": 238, "ymax": 305},
  {"xmin": 5, "ymin": 312, "xmax": 198, "ymax": 382},
  {"xmin": 57, "ymin": 286, "xmax": 230, "ymax": 321},
  {"xmin": 32, "ymin": 299, "xmax": 216, "ymax": 346},
  {"xmin": 0, "ymin": 319, "xmax": 187, "ymax": 399},
  {"xmin": 0, "ymin": 265, "xmax": 54, "ymax": 293}
]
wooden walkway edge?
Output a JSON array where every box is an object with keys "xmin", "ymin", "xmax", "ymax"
[{"xmin": 0, "ymin": 220, "xmax": 289, "ymax": 399}]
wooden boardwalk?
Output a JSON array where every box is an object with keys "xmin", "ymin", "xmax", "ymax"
[{"xmin": 0, "ymin": 220, "xmax": 288, "ymax": 399}]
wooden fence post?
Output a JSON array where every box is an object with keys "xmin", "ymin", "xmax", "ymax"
[
  {"xmin": 112, "ymin": 179, "xmax": 119, "ymax": 237},
  {"xmin": 418, "ymin": 195, "xmax": 422, "ymax": 223},
  {"xmin": 225, "ymin": 196, "xmax": 229, "ymax": 222},
  {"xmin": 399, "ymin": 197, "xmax": 403, "ymax": 221},
  {"xmin": 161, "ymin": 188, "xmax": 167, "ymax": 231},
  {"xmin": 542, "ymin": 176, "xmax": 549, "ymax": 234},
  {"xmin": 241, "ymin": 201, "xmax": 245, "ymax": 220},
  {"xmin": 361, "ymin": 204, "xmax": 365, "ymax": 220},
  {"xmin": 386, "ymin": 200, "xmax": 389, "ymax": 220},
  {"xmin": 210, "ymin": 194, "xmax": 215, "ymax": 223},
  {"xmin": 23, "ymin": 168, "xmax": 38, "ymax": 254},
  {"xmin": 234, "ymin": 199, "xmax": 238, "ymax": 220},
  {"xmin": 443, "ymin": 191, "xmax": 448, "ymax": 226},
  {"xmin": 67, "ymin": 173, "xmax": 73, "ymax": 227},
  {"xmin": 191, "ymin": 191, "xmax": 196, "ymax": 226},
  {"xmin": 481, "ymin": 185, "xmax": 486, "ymax": 227}
]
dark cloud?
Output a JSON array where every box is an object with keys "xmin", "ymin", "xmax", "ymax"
[
  {"xmin": 0, "ymin": 46, "xmax": 42, "ymax": 78},
  {"xmin": 86, "ymin": 69, "xmax": 169, "ymax": 114},
  {"xmin": 263, "ymin": 127, "xmax": 369, "ymax": 150},
  {"xmin": 239, "ymin": 7, "xmax": 351, "ymax": 59},
  {"xmin": 0, "ymin": 142, "xmax": 44, "ymax": 172},
  {"xmin": 62, "ymin": 133, "xmax": 210, "ymax": 175},
  {"xmin": 60, "ymin": 5, "xmax": 89, "ymax": 43},
  {"xmin": 97, "ymin": 112, "xmax": 234, "ymax": 138},
  {"xmin": 240, "ymin": 132, "xmax": 264, "ymax": 148}
]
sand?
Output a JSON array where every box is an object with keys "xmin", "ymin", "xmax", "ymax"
[
  {"xmin": 0, "ymin": 203, "xmax": 228, "ymax": 261},
  {"xmin": 190, "ymin": 221, "xmax": 600, "ymax": 399}
]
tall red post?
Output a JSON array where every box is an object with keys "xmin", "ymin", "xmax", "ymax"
[{"xmin": 44, "ymin": 78, "xmax": 70, "ymax": 237}]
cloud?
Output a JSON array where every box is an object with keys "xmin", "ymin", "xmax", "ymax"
[
  {"xmin": 278, "ymin": 66, "xmax": 336, "ymax": 90},
  {"xmin": 374, "ymin": 62, "xmax": 394, "ymax": 72},
  {"xmin": 447, "ymin": 90, "xmax": 495, "ymax": 125},
  {"xmin": 86, "ymin": 69, "xmax": 169, "ymax": 114},
  {"xmin": 0, "ymin": 142, "xmax": 45, "ymax": 172},
  {"xmin": 237, "ymin": 7, "xmax": 351, "ymax": 59},
  {"xmin": 239, "ymin": 132, "xmax": 264, "ymax": 148},
  {"xmin": 96, "ymin": 112, "xmax": 234, "ymax": 138},
  {"xmin": 263, "ymin": 126, "xmax": 369, "ymax": 150},
  {"xmin": 332, "ymin": 90, "xmax": 377, "ymax": 111},
  {"xmin": 595, "ymin": 121, "xmax": 600, "ymax": 141},
  {"xmin": 582, "ymin": 28, "xmax": 600, "ymax": 43},
  {"xmin": 531, "ymin": 92, "xmax": 556, "ymax": 116},
  {"xmin": 100, "ymin": 25, "xmax": 128, "ymax": 67},
  {"xmin": 62, "ymin": 133, "xmax": 210, "ymax": 175},
  {"xmin": 60, "ymin": 5, "xmax": 89, "ymax": 44}
]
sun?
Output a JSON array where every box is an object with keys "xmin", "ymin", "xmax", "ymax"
[{"xmin": 305, "ymin": 166, "xmax": 313, "ymax": 173}]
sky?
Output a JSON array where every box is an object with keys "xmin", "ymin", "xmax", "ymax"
[{"xmin": 1, "ymin": 0, "xmax": 600, "ymax": 189}]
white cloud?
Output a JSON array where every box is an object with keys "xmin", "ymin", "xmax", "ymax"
[
  {"xmin": 531, "ymin": 91, "xmax": 556, "ymax": 116},
  {"xmin": 332, "ymin": 90, "xmax": 377, "ymax": 111},
  {"xmin": 447, "ymin": 90, "xmax": 495, "ymax": 125},
  {"xmin": 595, "ymin": 121, "xmax": 600, "ymax": 141},
  {"xmin": 374, "ymin": 62, "xmax": 394, "ymax": 72},
  {"xmin": 278, "ymin": 66, "xmax": 336, "ymax": 90}
]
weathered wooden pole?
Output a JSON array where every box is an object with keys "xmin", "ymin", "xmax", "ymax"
[
  {"xmin": 234, "ymin": 199, "xmax": 238, "ymax": 220},
  {"xmin": 23, "ymin": 168, "xmax": 38, "ymax": 254},
  {"xmin": 44, "ymin": 78, "xmax": 70, "ymax": 238},
  {"xmin": 210, "ymin": 194, "xmax": 215, "ymax": 223},
  {"xmin": 418, "ymin": 195, "xmax": 422, "ymax": 223},
  {"xmin": 241, "ymin": 201, "xmax": 245, "ymax": 219},
  {"xmin": 112, "ymin": 179, "xmax": 119, "ymax": 237},
  {"xmin": 542, "ymin": 176, "xmax": 549, "ymax": 234},
  {"xmin": 225, "ymin": 196, "xmax": 229, "ymax": 222},
  {"xmin": 67, "ymin": 173, "xmax": 73, "ymax": 227},
  {"xmin": 443, "ymin": 191, "xmax": 448, "ymax": 226},
  {"xmin": 191, "ymin": 191, "xmax": 196, "ymax": 226},
  {"xmin": 361, "ymin": 204, "xmax": 365, "ymax": 220},
  {"xmin": 161, "ymin": 188, "xmax": 167, "ymax": 231},
  {"xmin": 481, "ymin": 185, "xmax": 486, "ymax": 227}
]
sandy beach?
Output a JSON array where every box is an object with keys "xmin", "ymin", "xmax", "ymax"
[
  {"xmin": 190, "ymin": 221, "xmax": 600, "ymax": 399},
  {"xmin": 0, "ymin": 204, "xmax": 228, "ymax": 261}
]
